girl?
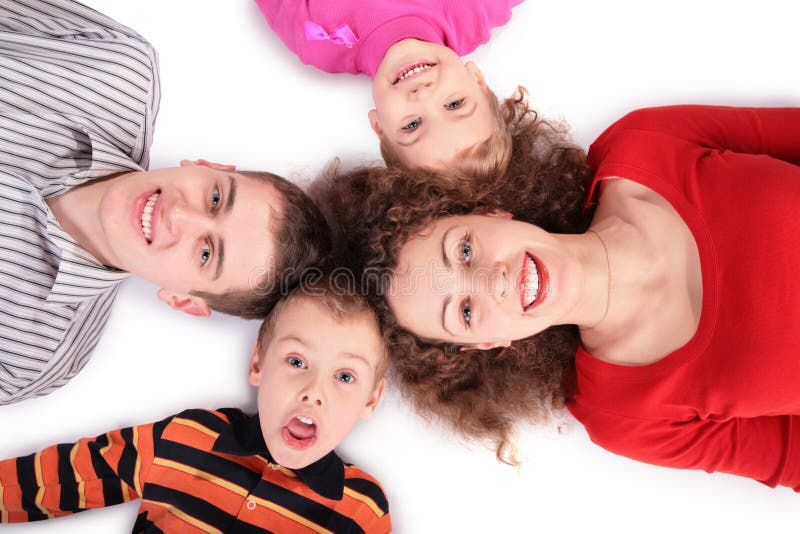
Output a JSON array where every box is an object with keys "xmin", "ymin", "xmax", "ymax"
[{"xmin": 255, "ymin": 0, "xmax": 522, "ymax": 176}]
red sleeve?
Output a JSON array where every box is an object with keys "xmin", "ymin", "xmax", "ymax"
[
  {"xmin": 590, "ymin": 105, "xmax": 800, "ymax": 167},
  {"xmin": 574, "ymin": 407, "xmax": 800, "ymax": 490},
  {"xmin": 0, "ymin": 421, "xmax": 162, "ymax": 523}
]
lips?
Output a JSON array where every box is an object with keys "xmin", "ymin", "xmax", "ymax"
[
  {"xmin": 282, "ymin": 415, "xmax": 318, "ymax": 450},
  {"xmin": 132, "ymin": 189, "xmax": 160, "ymax": 244},
  {"xmin": 392, "ymin": 61, "xmax": 436, "ymax": 85},
  {"xmin": 520, "ymin": 253, "xmax": 548, "ymax": 311}
]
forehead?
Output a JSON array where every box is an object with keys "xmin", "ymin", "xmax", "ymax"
[
  {"xmin": 213, "ymin": 175, "xmax": 284, "ymax": 292},
  {"xmin": 270, "ymin": 297, "xmax": 383, "ymax": 366}
]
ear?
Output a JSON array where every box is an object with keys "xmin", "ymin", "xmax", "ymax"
[
  {"xmin": 465, "ymin": 61, "xmax": 487, "ymax": 89},
  {"xmin": 460, "ymin": 340, "xmax": 511, "ymax": 351},
  {"xmin": 359, "ymin": 377, "xmax": 386, "ymax": 419},
  {"xmin": 367, "ymin": 109, "xmax": 383, "ymax": 138},
  {"xmin": 156, "ymin": 288, "xmax": 211, "ymax": 317},
  {"xmin": 248, "ymin": 343, "xmax": 263, "ymax": 387},
  {"xmin": 486, "ymin": 208, "xmax": 513, "ymax": 219},
  {"xmin": 179, "ymin": 159, "xmax": 236, "ymax": 171}
]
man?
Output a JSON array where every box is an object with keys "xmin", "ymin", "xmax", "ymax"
[{"xmin": 0, "ymin": 0, "xmax": 330, "ymax": 404}]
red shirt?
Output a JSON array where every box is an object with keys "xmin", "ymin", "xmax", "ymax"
[{"xmin": 568, "ymin": 105, "xmax": 800, "ymax": 489}]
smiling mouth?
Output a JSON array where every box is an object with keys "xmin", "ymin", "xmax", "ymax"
[
  {"xmin": 393, "ymin": 62, "xmax": 436, "ymax": 84},
  {"xmin": 140, "ymin": 191, "xmax": 159, "ymax": 243},
  {"xmin": 282, "ymin": 415, "xmax": 318, "ymax": 450},
  {"xmin": 521, "ymin": 253, "xmax": 542, "ymax": 310}
]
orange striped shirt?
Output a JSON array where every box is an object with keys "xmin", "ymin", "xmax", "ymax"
[{"xmin": 0, "ymin": 408, "xmax": 391, "ymax": 533}]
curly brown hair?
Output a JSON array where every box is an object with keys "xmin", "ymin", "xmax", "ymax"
[{"xmin": 324, "ymin": 88, "xmax": 595, "ymax": 463}]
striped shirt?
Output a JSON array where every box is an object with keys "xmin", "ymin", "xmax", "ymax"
[
  {"xmin": 0, "ymin": 0, "xmax": 160, "ymax": 403},
  {"xmin": 0, "ymin": 408, "xmax": 392, "ymax": 533}
]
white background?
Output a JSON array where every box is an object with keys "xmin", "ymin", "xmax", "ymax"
[{"xmin": 2, "ymin": 1, "xmax": 800, "ymax": 532}]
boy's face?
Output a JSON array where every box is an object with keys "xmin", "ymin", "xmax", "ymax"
[
  {"xmin": 98, "ymin": 160, "xmax": 283, "ymax": 316},
  {"xmin": 370, "ymin": 39, "xmax": 495, "ymax": 170},
  {"xmin": 249, "ymin": 297, "xmax": 386, "ymax": 470}
]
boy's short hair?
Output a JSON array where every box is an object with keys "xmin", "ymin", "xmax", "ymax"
[
  {"xmin": 379, "ymin": 87, "xmax": 512, "ymax": 180},
  {"xmin": 192, "ymin": 171, "xmax": 332, "ymax": 320},
  {"xmin": 255, "ymin": 272, "xmax": 389, "ymax": 383}
]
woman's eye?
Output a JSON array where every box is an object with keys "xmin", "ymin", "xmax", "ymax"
[
  {"xmin": 210, "ymin": 187, "xmax": 221, "ymax": 209},
  {"xmin": 200, "ymin": 243, "xmax": 211, "ymax": 266},
  {"xmin": 402, "ymin": 118, "xmax": 421, "ymax": 131},
  {"xmin": 460, "ymin": 238, "xmax": 472, "ymax": 263},
  {"xmin": 445, "ymin": 98, "xmax": 465, "ymax": 110},
  {"xmin": 287, "ymin": 356, "xmax": 306, "ymax": 369},
  {"xmin": 461, "ymin": 300, "xmax": 472, "ymax": 326},
  {"xmin": 336, "ymin": 371, "xmax": 356, "ymax": 384}
]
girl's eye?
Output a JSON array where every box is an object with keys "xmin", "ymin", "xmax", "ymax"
[
  {"xmin": 402, "ymin": 118, "xmax": 421, "ymax": 131},
  {"xmin": 460, "ymin": 237, "xmax": 472, "ymax": 263},
  {"xmin": 287, "ymin": 356, "xmax": 306, "ymax": 369},
  {"xmin": 210, "ymin": 187, "xmax": 221, "ymax": 209},
  {"xmin": 336, "ymin": 371, "xmax": 356, "ymax": 384},
  {"xmin": 461, "ymin": 300, "xmax": 472, "ymax": 326},
  {"xmin": 200, "ymin": 243, "xmax": 211, "ymax": 266},
  {"xmin": 445, "ymin": 98, "xmax": 465, "ymax": 110}
]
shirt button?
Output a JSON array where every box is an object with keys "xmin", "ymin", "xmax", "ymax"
[{"xmin": 246, "ymin": 500, "xmax": 256, "ymax": 511}]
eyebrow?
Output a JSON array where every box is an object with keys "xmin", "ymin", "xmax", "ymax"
[
  {"xmin": 212, "ymin": 175, "xmax": 237, "ymax": 281},
  {"xmin": 440, "ymin": 225, "xmax": 458, "ymax": 336},
  {"xmin": 274, "ymin": 336, "xmax": 375, "ymax": 368},
  {"xmin": 441, "ymin": 294, "xmax": 455, "ymax": 338},
  {"xmin": 340, "ymin": 352, "xmax": 374, "ymax": 370}
]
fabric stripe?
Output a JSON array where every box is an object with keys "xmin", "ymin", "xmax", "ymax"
[
  {"xmin": 0, "ymin": 479, "xmax": 7, "ymax": 522},
  {"xmin": 343, "ymin": 486, "xmax": 384, "ymax": 517},
  {"xmin": 32, "ymin": 451, "xmax": 53, "ymax": 518},
  {"xmin": 250, "ymin": 494, "xmax": 333, "ymax": 534},
  {"xmin": 344, "ymin": 476, "xmax": 390, "ymax": 515},
  {"xmin": 68, "ymin": 441, "xmax": 85, "ymax": 509},
  {"xmin": 0, "ymin": 0, "xmax": 157, "ymax": 405},
  {"xmin": 152, "ymin": 458, "xmax": 249, "ymax": 497},
  {"xmin": 55, "ymin": 443, "xmax": 78, "ymax": 512},
  {"xmin": 141, "ymin": 499, "xmax": 223, "ymax": 534},
  {"xmin": 16, "ymin": 454, "xmax": 46, "ymax": 521},
  {"xmin": 172, "ymin": 417, "xmax": 220, "ymax": 440}
]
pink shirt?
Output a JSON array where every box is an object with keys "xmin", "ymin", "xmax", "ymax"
[{"xmin": 255, "ymin": 0, "xmax": 522, "ymax": 77}]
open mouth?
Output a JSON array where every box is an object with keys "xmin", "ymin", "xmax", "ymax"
[
  {"xmin": 393, "ymin": 61, "xmax": 436, "ymax": 84},
  {"xmin": 520, "ymin": 253, "xmax": 546, "ymax": 311},
  {"xmin": 140, "ymin": 191, "xmax": 159, "ymax": 243},
  {"xmin": 282, "ymin": 415, "xmax": 318, "ymax": 450}
]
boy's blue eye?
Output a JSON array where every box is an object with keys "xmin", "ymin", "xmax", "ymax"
[
  {"xmin": 445, "ymin": 98, "xmax": 465, "ymax": 110},
  {"xmin": 336, "ymin": 371, "xmax": 356, "ymax": 384},
  {"xmin": 287, "ymin": 356, "xmax": 306, "ymax": 369},
  {"xmin": 200, "ymin": 243, "xmax": 211, "ymax": 266},
  {"xmin": 402, "ymin": 118, "xmax": 421, "ymax": 131},
  {"xmin": 210, "ymin": 187, "xmax": 221, "ymax": 209}
]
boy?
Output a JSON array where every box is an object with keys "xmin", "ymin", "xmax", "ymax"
[
  {"xmin": 0, "ymin": 275, "xmax": 391, "ymax": 532},
  {"xmin": 0, "ymin": 0, "xmax": 331, "ymax": 404}
]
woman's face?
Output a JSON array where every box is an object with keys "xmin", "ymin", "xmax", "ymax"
[{"xmin": 387, "ymin": 213, "xmax": 584, "ymax": 347}]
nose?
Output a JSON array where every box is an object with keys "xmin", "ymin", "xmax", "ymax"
[
  {"xmin": 476, "ymin": 262, "xmax": 508, "ymax": 304},
  {"xmin": 298, "ymin": 376, "xmax": 325, "ymax": 407},
  {"xmin": 408, "ymin": 80, "xmax": 434, "ymax": 97},
  {"xmin": 163, "ymin": 197, "xmax": 210, "ymax": 241}
]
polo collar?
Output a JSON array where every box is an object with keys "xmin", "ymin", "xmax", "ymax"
[{"xmin": 213, "ymin": 412, "xmax": 345, "ymax": 500}]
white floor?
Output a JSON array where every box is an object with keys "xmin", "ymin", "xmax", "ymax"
[{"xmin": 2, "ymin": 1, "xmax": 799, "ymax": 532}]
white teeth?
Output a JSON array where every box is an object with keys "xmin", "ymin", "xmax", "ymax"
[
  {"xmin": 523, "ymin": 255, "xmax": 540, "ymax": 308},
  {"xmin": 396, "ymin": 63, "xmax": 433, "ymax": 82},
  {"xmin": 296, "ymin": 416, "xmax": 314, "ymax": 425},
  {"xmin": 141, "ymin": 192, "xmax": 159, "ymax": 241}
]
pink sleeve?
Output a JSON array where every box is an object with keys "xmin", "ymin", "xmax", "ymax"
[
  {"xmin": 591, "ymin": 105, "xmax": 800, "ymax": 166},
  {"xmin": 575, "ymin": 407, "xmax": 800, "ymax": 490}
]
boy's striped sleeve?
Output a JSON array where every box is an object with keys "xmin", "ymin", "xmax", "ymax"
[{"xmin": 0, "ymin": 418, "xmax": 168, "ymax": 523}]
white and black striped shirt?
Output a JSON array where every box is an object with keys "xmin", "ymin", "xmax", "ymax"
[{"xmin": 0, "ymin": 0, "xmax": 160, "ymax": 404}]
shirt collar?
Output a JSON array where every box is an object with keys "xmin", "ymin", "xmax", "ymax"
[{"xmin": 213, "ymin": 412, "xmax": 345, "ymax": 500}]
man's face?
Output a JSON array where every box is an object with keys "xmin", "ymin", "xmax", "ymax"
[
  {"xmin": 370, "ymin": 39, "xmax": 496, "ymax": 170},
  {"xmin": 249, "ymin": 297, "xmax": 386, "ymax": 469},
  {"xmin": 97, "ymin": 161, "xmax": 283, "ymax": 314}
]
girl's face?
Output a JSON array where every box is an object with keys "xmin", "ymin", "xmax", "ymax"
[
  {"xmin": 369, "ymin": 40, "xmax": 496, "ymax": 170},
  {"xmin": 387, "ymin": 213, "xmax": 585, "ymax": 348}
]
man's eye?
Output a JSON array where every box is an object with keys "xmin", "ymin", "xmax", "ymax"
[
  {"xmin": 287, "ymin": 356, "xmax": 306, "ymax": 369},
  {"xmin": 402, "ymin": 118, "xmax": 421, "ymax": 131},
  {"xmin": 200, "ymin": 243, "xmax": 211, "ymax": 266},
  {"xmin": 336, "ymin": 371, "xmax": 356, "ymax": 384},
  {"xmin": 210, "ymin": 187, "xmax": 221, "ymax": 209},
  {"xmin": 460, "ymin": 237, "xmax": 472, "ymax": 263},
  {"xmin": 462, "ymin": 300, "xmax": 472, "ymax": 326},
  {"xmin": 445, "ymin": 98, "xmax": 465, "ymax": 110}
]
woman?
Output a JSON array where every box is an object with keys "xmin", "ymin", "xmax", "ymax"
[{"xmin": 328, "ymin": 94, "xmax": 800, "ymax": 490}]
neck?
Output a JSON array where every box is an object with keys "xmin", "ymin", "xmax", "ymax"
[{"xmin": 45, "ymin": 173, "xmax": 127, "ymax": 267}]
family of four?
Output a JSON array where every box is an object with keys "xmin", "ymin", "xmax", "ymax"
[{"xmin": 1, "ymin": 0, "xmax": 798, "ymax": 532}]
